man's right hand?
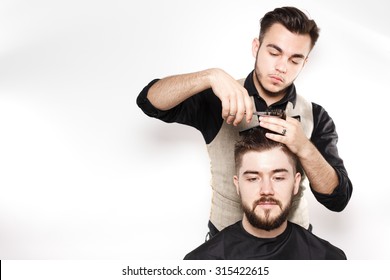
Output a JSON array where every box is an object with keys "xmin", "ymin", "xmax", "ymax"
[
  {"xmin": 208, "ymin": 68, "xmax": 253, "ymax": 126},
  {"xmin": 148, "ymin": 68, "xmax": 253, "ymax": 126}
]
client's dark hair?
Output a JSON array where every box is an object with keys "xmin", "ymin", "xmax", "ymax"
[{"xmin": 234, "ymin": 127, "xmax": 304, "ymax": 177}]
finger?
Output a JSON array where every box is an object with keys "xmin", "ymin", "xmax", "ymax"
[
  {"xmin": 226, "ymin": 114, "xmax": 236, "ymax": 124},
  {"xmin": 259, "ymin": 120, "xmax": 286, "ymax": 135},
  {"xmin": 226, "ymin": 95, "xmax": 237, "ymax": 124},
  {"xmin": 233, "ymin": 92, "xmax": 246, "ymax": 126},
  {"xmin": 259, "ymin": 115, "xmax": 286, "ymax": 126},
  {"xmin": 220, "ymin": 97, "xmax": 231, "ymax": 120},
  {"xmin": 243, "ymin": 90, "xmax": 254, "ymax": 123},
  {"xmin": 285, "ymin": 116, "xmax": 300, "ymax": 125},
  {"xmin": 264, "ymin": 132, "xmax": 286, "ymax": 143}
]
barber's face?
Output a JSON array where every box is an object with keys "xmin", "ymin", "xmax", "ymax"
[
  {"xmin": 252, "ymin": 23, "xmax": 311, "ymax": 98},
  {"xmin": 234, "ymin": 148, "xmax": 301, "ymax": 231}
]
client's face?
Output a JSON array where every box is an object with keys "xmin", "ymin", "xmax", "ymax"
[{"xmin": 234, "ymin": 148, "xmax": 300, "ymax": 231}]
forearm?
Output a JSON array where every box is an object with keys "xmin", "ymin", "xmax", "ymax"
[
  {"xmin": 147, "ymin": 69, "xmax": 216, "ymax": 111},
  {"xmin": 298, "ymin": 141, "xmax": 339, "ymax": 195}
]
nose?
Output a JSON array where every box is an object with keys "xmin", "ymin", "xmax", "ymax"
[
  {"xmin": 259, "ymin": 178, "xmax": 275, "ymax": 195},
  {"xmin": 275, "ymin": 57, "xmax": 287, "ymax": 74}
]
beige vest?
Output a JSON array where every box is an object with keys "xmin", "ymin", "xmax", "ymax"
[{"xmin": 206, "ymin": 81, "xmax": 314, "ymax": 231}]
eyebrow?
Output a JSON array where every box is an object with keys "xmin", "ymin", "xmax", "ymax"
[
  {"xmin": 266, "ymin": 44, "xmax": 306, "ymax": 59},
  {"xmin": 243, "ymin": 170, "xmax": 260, "ymax": 175},
  {"xmin": 242, "ymin": 168, "xmax": 289, "ymax": 175}
]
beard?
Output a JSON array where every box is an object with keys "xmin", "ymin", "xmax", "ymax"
[
  {"xmin": 242, "ymin": 196, "xmax": 292, "ymax": 231},
  {"xmin": 253, "ymin": 66, "xmax": 287, "ymax": 97},
  {"xmin": 253, "ymin": 53, "xmax": 291, "ymax": 97}
]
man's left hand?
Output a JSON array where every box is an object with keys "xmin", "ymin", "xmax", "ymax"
[{"xmin": 259, "ymin": 116, "xmax": 310, "ymax": 156}]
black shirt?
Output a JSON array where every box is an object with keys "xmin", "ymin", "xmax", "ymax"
[{"xmin": 184, "ymin": 221, "xmax": 347, "ymax": 260}]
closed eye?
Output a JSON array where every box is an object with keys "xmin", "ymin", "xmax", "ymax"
[
  {"xmin": 247, "ymin": 177, "xmax": 259, "ymax": 182},
  {"xmin": 291, "ymin": 58, "xmax": 304, "ymax": 65},
  {"xmin": 273, "ymin": 176, "xmax": 285, "ymax": 181},
  {"xmin": 272, "ymin": 169, "xmax": 289, "ymax": 181},
  {"xmin": 291, "ymin": 55, "xmax": 305, "ymax": 65}
]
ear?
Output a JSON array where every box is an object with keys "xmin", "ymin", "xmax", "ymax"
[
  {"xmin": 252, "ymin": 38, "xmax": 260, "ymax": 58},
  {"xmin": 293, "ymin": 172, "xmax": 302, "ymax": 196},
  {"xmin": 303, "ymin": 56, "xmax": 309, "ymax": 67},
  {"xmin": 233, "ymin": 175, "xmax": 240, "ymax": 195}
]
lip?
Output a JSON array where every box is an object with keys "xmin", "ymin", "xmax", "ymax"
[
  {"xmin": 269, "ymin": 74, "xmax": 284, "ymax": 83},
  {"xmin": 257, "ymin": 201, "xmax": 277, "ymax": 209},
  {"xmin": 255, "ymin": 197, "xmax": 280, "ymax": 209}
]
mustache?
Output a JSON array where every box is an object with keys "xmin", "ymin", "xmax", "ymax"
[
  {"xmin": 253, "ymin": 197, "xmax": 282, "ymax": 209},
  {"xmin": 269, "ymin": 73, "xmax": 285, "ymax": 82}
]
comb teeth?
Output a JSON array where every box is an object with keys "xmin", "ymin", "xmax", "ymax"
[
  {"xmin": 264, "ymin": 109, "xmax": 284, "ymax": 116},
  {"xmin": 254, "ymin": 109, "xmax": 286, "ymax": 119}
]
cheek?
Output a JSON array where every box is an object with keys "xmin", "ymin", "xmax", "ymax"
[
  {"xmin": 239, "ymin": 184, "xmax": 259, "ymax": 201},
  {"xmin": 274, "ymin": 183, "xmax": 295, "ymax": 198},
  {"xmin": 279, "ymin": 189, "xmax": 295, "ymax": 204},
  {"xmin": 257, "ymin": 54, "xmax": 273, "ymax": 69},
  {"xmin": 287, "ymin": 65, "xmax": 303, "ymax": 79}
]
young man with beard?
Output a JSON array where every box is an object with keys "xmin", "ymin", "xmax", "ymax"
[
  {"xmin": 136, "ymin": 6, "xmax": 352, "ymax": 237},
  {"xmin": 184, "ymin": 128, "xmax": 346, "ymax": 260}
]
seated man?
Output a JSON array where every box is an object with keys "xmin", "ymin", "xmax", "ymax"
[{"xmin": 184, "ymin": 128, "xmax": 346, "ymax": 260}]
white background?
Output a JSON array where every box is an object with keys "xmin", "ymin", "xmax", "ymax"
[{"xmin": 0, "ymin": 0, "xmax": 389, "ymax": 260}]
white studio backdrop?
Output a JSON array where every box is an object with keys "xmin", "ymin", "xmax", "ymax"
[{"xmin": 0, "ymin": 0, "xmax": 389, "ymax": 260}]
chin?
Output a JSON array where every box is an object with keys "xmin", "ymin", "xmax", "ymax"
[{"xmin": 266, "ymin": 84, "xmax": 285, "ymax": 93}]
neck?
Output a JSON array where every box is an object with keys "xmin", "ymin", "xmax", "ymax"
[{"xmin": 241, "ymin": 215, "xmax": 288, "ymax": 238}]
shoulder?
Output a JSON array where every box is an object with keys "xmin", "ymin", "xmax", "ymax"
[
  {"xmin": 184, "ymin": 222, "xmax": 241, "ymax": 260},
  {"xmin": 309, "ymin": 102, "xmax": 338, "ymax": 137},
  {"xmin": 311, "ymin": 102, "xmax": 334, "ymax": 121},
  {"xmin": 293, "ymin": 94, "xmax": 329, "ymax": 120},
  {"xmin": 290, "ymin": 223, "xmax": 347, "ymax": 260}
]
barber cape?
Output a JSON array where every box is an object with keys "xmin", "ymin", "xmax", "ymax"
[{"xmin": 184, "ymin": 221, "xmax": 346, "ymax": 260}]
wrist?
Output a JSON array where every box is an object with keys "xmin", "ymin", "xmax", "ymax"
[
  {"xmin": 297, "ymin": 140, "xmax": 315, "ymax": 160},
  {"xmin": 205, "ymin": 68, "xmax": 224, "ymax": 87}
]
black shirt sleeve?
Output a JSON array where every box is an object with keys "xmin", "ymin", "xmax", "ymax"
[
  {"xmin": 310, "ymin": 103, "xmax": 353, "ymax": 211},
  {"xmin": 136, "ymin": 79, "xmax": 224, "ymax": 144}
]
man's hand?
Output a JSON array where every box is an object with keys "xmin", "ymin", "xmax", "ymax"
[
  {"xmin": 259, "ymin": 116, "xmax": 311, "ymax": 157},
  {"xmin": 208, "ymin": 69, "xmax": 253, "ymax": 126}
]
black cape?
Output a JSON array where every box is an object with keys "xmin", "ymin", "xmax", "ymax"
[{"xmin": 184, "ymin": 221, "xmax": 346, "ymax": 260}]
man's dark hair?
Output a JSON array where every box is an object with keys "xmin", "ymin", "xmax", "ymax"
[
  {"xmin": 259, "ymin": 6, "xmax": 320, "ymax": 50},
  {"xmin": 234, "ymin": 127, "xmax": 303, "ymax": 177}
]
